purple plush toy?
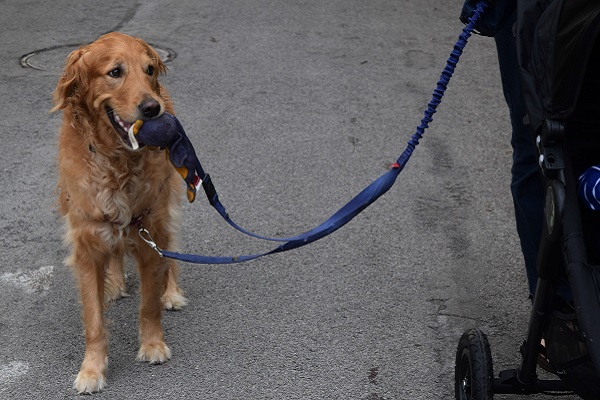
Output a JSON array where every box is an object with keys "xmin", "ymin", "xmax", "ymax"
[{"xmin": 129, "ymin": 112, "xmax": 203, "ymax": 203}]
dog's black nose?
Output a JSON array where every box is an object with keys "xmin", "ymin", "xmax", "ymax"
[{"xmin": 139, "ymin": 98, "xmax": 161, "ymax": 119}]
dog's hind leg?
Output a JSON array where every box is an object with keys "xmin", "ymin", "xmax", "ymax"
[
  {"xmin": 105, "ymin": 253, "xmax": 130, "ymax": 302},
  {"xmin": 162, "ymin": 260, "xmax": 188, "ymax": 310}
]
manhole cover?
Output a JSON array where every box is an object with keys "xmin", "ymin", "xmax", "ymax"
[{"xmin": 20, "ymin": 43, "xmax": 176, "ymax": 72}]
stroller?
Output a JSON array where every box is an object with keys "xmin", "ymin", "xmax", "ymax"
[{"xmin": 455, "ymin": 1, "xmax": 600, "ymax": 399}]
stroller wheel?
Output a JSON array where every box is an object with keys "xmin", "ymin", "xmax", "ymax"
[{"xmin": 455, "ymin": 328, "xmax": 494, "ymax": 400}]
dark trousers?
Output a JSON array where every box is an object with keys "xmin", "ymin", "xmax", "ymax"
[{"xmin": 494, "ymin": 14, "xmax": 544, "ymax": 296}]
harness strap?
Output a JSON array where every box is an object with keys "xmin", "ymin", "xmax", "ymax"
[
  {"xmin": 151, "ymin": 0, "xmax": 490, "ymax": 264},
  {"xmin": 130, "ymin": 208, "xmax": 151, "ymax": 228}
]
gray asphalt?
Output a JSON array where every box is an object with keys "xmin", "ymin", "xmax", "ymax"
[{"xmin": 0, "ymin": 1, "xmax": 576, "ymax": 399}]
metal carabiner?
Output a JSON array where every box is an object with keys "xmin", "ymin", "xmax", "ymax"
[{"xmin": 138, "ymin": 228, "xmax": 164, "ymax": 257}]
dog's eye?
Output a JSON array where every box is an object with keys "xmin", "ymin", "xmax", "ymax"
[
  {"xmin": 146, "ymin": 65, "xmax": 154, "ymax": 76},
  {"xmin": 108, "ymin": 67, "xmax": 123, "ymax": 78}
]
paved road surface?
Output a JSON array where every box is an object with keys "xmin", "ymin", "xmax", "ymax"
[{"xmin": 0, "ymin": 1, "xmax": 576, "ymax": 399}]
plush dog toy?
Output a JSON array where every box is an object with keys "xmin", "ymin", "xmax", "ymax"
[{"xmin": 129, "ymin": 113, "xmax": 202, "ymax": 202}]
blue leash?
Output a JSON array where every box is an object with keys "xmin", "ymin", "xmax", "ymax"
[{"xmin": 144, "ymin": 1, "xmax": 490, "ymax": 264}]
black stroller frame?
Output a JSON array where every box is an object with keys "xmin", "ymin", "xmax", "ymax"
[{"xmin": 455, "ymin": 1, "xmax": 600, "ymax": 399}]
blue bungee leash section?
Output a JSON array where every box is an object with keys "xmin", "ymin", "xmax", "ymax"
[{"xmin": 138, "ymin": 1, "xmax": 490, "ymax": 264}]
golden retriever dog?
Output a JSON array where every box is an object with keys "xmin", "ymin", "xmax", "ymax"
[{"xmin": 51, "ymin": 32, "xmax": 187, "ymax": 393}]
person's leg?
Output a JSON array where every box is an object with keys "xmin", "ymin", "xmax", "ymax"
[{"xmin": 494, "ymin": 14, "xmax": 545, "ymax": 297}]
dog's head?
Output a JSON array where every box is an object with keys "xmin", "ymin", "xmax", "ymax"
[{"xmin": 52, "ymin": 32, "xmax": 169, "ymax": 150}]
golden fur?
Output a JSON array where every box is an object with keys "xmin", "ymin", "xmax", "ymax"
[{"xmin": 52, "ymin": 32, "xmax": 187, "ymax": 394}]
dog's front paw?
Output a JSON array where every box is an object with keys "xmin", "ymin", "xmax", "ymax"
[
  {"xmin": 136, "ymin": 342, "xmax": 172, "ymax": 364},
  {"xmin": 74, "ymin": 368, "xmax": 107, "ymax": 394}
]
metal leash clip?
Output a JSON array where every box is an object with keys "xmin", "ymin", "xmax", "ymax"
[{"xmin": 138, "ymin": 228, "xmax": 164, "ymax": 257}]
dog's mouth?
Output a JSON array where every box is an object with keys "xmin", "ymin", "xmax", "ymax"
[{"xmin": 106, "ymin": 107, "xmax": 145, "ymax": 150}]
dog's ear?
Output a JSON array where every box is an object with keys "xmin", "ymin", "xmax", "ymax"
[{"xmin": 51, "ymin": 47, "xmax": 89, "ymax": 112}]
